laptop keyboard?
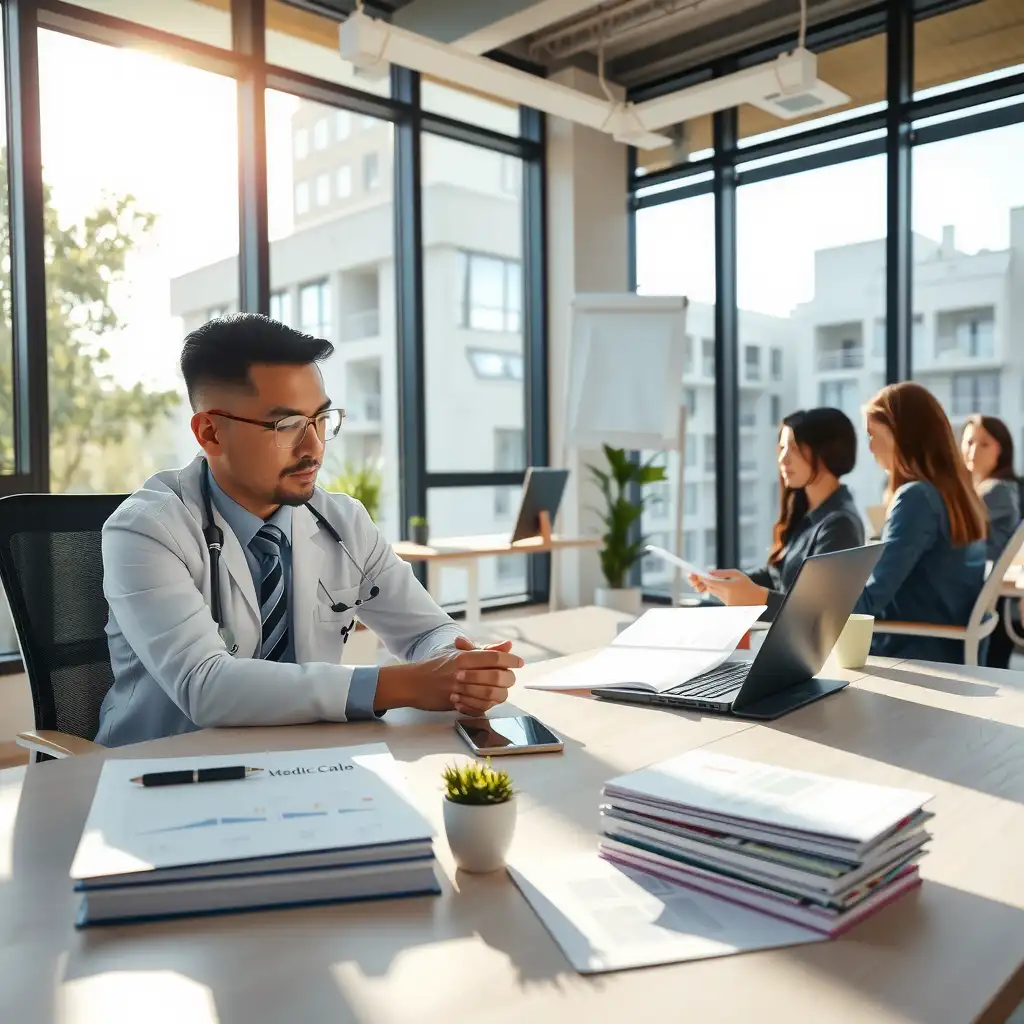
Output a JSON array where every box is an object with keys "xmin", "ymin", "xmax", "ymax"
[{"xmin": 666, "ymin": 662, "xmax": 751, "ymax": 700}]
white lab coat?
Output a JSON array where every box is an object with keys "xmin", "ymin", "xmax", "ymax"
[{"xmin": 96, "ymin": 456, "xmax": 460, "ymax": 746}]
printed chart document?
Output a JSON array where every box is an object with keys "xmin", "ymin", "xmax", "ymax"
[
  {"xmin": 72, "ymin": 743, "xmax": 433, "ymax": 884},
  {"xmin": 526, "ymin": 606, "xmax": 766, "ymax": 693},
  {"xmin": 508, "ymin": 853, "xmax": 824, "ymax": 974}
]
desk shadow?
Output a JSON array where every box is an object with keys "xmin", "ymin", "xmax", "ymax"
[
  {"xmin": 866, "ymin": 665, "xmax": 1001, "ymax": 699},
  {"xmin": 779, "ymin": 880, "xmax": 1024, "ymax": 1024},
  {"xmin": 769, "ymin": 686, "xmax": 1024, "ymax": 802}
]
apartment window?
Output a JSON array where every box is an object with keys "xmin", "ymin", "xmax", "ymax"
[
  {"xmin": 683, "ymin": 530, "xmax": 697, "ymax": 562},
  {"xmin": 335, "ymin": 165, "xmax": 352, "ymax": 199},
  {"xmin": 744, "ymin": 345, "xmax": 761, "ymax": 381},
  {"xmin": 704, "ymin": 529, "xmax": 717, "ymax": 564},
  {"xmin": 683, "ymin": 388, "xmax": 697, "ymax": 415},
  {"xmin": 313, "ymin": 117, "xmax": 328, "ymax": 150},
  {"xmin": 299, "ymin": 280, "xmax": 330, "ymax": 337},
  {"xmin": 363, "ymin": 151, "xmax": 381, "ymax": 190},
  {"xmin": 269, "ymin": 290, "xmax": 292, "ymax": 326},
  {"xmin": 951, "ymin": 372, "xmax": 1000, "ymax": 416},
  {"xmin": 702, "ymin": 339, "xmax": 715, "ymax": 377},
  {"xmin": 704, "ymin": 435, "xmax": 715, "ymax": 472},
  {"xmin": 770, "ymin": 347, "xmax": 782, "ymax": 381},
  {"xmin": 294, "ymin": 127, "xmax": 309, "ymax": 159},
  {"xmin": 467, "ymin": 348, "xmax": 524, "ymax": 381},
  {"xmin": 684, "ymin": 484, "xmax": 698, "ymax": 515},
  {"xmin": 315, "ymin": 173, "xmax": 330, "ymax": 206},
  {"xmin": 335, "ymin": 110, "xmax": 351, "ymax": 140},
  {"xmin": 770, "ymin": 395, "xmax": 781, "ymax": 425},
  {"xmin": 740, "ymin": 394, "xmax": 758, "ymax": 428},
  {"xmin": 937, "ymin": 308, "xmax": 996, "ymax": 358},
  {"xmin": 295, "ymin": 181, "xmax": 310, "ymax": 214},
  {"xmin": 740, "ymin": 436, "xmax": 757, "ymax": 472},
  {"xmin": 496, "ymin": 555, "xmax": 522, "ymax": 583},
  {"xmin": 500, "ymin": 155, "xmax": 521, "ymax": 196},
  {"xmin": 684, "ymin": 433, "xmax": 696, "ymax": 467},
  {"xmin": 494, "ymin": 428, "xmax": 526, "ymax": 515},
  {"xmin": 741, "ymin": 530, "xmax": 760, "ymax": 566},
  {"xmin": 648, "ymin": 482, "xmax": 671, "ymax": 518},
  {"xmin": 458, "ymin": 251, "xmax": 522, "ymax": 333},
  {"xmin": 819, "ymin": 379, "xmax": 860, "ymax": 422}
]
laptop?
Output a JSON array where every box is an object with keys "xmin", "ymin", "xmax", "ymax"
[{"xmin": 595, "ymin": 543, "xmax": 884, "ymax": 720}]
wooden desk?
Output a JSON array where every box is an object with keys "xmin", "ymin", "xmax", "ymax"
[
  {"xmin": 2, "ymin": 644, "xmax": 1023, "ymax": 1023},
  {"xmin": 393, "ymin": 527, "xmax": 600, "ymax": 628}
]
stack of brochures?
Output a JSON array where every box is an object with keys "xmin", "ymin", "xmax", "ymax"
[
  {"xmin": 598, "ymin": 750, "xmax": 931, "ymax": 937},
  {"xmin": 70, "ymin": 743, "xmax": 439, "ymax": 927}
]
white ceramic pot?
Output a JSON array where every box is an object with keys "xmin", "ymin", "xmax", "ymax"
[
  {"xmin": 443, "ymin": 797, "xmax": 517, "ymax": 873},
  {"xmin": 594, "ymin": 586, "xmax": 643, "ymax": 616}
]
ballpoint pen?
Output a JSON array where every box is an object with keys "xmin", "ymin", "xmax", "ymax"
[{"xmin": 130, "ymin": 766, "xmax": 263, "ymax": 787}]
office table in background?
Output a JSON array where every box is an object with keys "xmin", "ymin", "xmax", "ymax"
[{"xmin": 2, "ymin": 628, "xmax": 1023, "ymax": 1023}]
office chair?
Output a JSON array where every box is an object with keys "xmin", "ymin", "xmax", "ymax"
[{"xmin": 0, "ymin": 493, "xmax": 128, "ymax": 760}]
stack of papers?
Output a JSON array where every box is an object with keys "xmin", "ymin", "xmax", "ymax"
[
  {"xmin": 599, "ymin": 750, "xmax": 931, "ymax": 937},
  {"xmin": 70, "ymin": 743, "xmax": 439, "ymax": 927},
  {"xmin": 525, "ymin": 606, "xmax": 765, "ymax": 693}
]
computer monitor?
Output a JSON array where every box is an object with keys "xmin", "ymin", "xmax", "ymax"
[{"xmin": 510, "ymin": 468, "xmax": 570, "ymax": 543}]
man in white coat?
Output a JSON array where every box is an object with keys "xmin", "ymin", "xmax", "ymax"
[{"xmin": 96, "ymin": 314, "xmax": 523, "ymax": 746}]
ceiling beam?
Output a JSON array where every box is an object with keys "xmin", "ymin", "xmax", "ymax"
[{"xmin": 392, "ymin": 0, "xmax": 603, "ymax": 55}]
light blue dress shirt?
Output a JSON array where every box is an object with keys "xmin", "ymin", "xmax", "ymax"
[{"xmin": 207, "ymin": 474, "xmax": 380, "ymax": 718}]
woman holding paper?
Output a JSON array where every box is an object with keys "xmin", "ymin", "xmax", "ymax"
[
  {"xmin": 689, "ymin": 407, "xmax": 863, "ymax": 619},
  {"xmin": 850, "ymin": 382, "xmax": 987, "ymax": 663}
]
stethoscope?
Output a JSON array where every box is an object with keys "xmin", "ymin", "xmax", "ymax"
[{"xmin": 201, "ymin": 463, "xmax": 382, "ymax": 654}]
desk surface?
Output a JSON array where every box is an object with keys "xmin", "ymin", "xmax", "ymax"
[
  {"xmin": 393, "ymin": 533, "xmax": 600, "ymax": 561},
  {"xmin": 2, "ymin": 614, "xmax": 1024, "ymax": 1024}
]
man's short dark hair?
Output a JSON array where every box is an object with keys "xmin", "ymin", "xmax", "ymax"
[{"xmin": 181, "ymin": 313, "xmax": 334, "ymax": 408}]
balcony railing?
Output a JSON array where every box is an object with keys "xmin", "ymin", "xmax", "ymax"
[
  {"xmin": 342, "ymin": 308, "xmax": 380, "ymax": 342},
  {"xmin": 817, "ymin": 348, "xmax": 864, "ymax": 371},
  {"xmin": 347, "ymin": 394, "xmax": 382, "ymax": 422}
]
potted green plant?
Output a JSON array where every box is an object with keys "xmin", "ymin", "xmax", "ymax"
[
  {"xmin": 408, "ymin": 515, "xmax": 429, "ymax": 546},
  {"xmin": 441, "ymin": 760, "xmax": 516, "ymax": 873},
  {"xmin": 324, "ymin": 459, "xmax": 383, "ymax": 522},
  {"xmin": 587, "ymin": 444, "xmax": 667, "ymax": 614}
]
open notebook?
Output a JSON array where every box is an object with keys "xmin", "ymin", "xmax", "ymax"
[{"xmin": 525, "ymin": 607, "xmax": 766, "ymax": 694}]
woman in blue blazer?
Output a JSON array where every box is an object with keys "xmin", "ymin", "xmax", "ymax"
[{"xmin": 855, "ymin": 383, "xmax": 989, "ymax": 664}]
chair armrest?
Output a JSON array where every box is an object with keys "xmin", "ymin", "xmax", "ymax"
[
  {"xmin": 16, "ymin": 731, "xmax": 102, "ymax": 758},
  {"xmin": 871, "ymin": 621, "xmax": 968, "ymax": 638}
]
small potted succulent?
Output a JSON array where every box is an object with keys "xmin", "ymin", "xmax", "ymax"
[
  {"xmin": 441, "ymin": 760, "xmax": 516, "ymax": 873},
  {"xmin": 408, "ymin": 514, "xmax": 429, "ymax": 546}
]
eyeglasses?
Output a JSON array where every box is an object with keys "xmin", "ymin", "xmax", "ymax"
[{"xmin": 207, "ymin": 408, "xmax": 346, "ymax": 448}]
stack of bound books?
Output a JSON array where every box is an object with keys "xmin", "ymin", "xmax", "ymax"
[
  {"xmin": 70, "ymin": 743, "xmax": 439, "ymax": 927},
  {"xmin": 598, "ymin": 750, "xmax": 931, "ymax": 937}
]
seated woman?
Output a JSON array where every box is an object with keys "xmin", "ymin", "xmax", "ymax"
[
  {"xmin": 961, "ymin": 414, "xmax": 1023, "ymax": 669},
  {"xmin": 854, "ymin": 382, "xmax": 988, "ymax": 664},
  {"xmin": 690, "ymin": 407, "xmax": 864, "ymax": 618},
  {"xmin": 961, "ymin": 414, "xmax": 1021, "ymax": 561}
]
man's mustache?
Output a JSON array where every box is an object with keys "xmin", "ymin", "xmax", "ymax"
[{"xmin": 281, "ymin": 459, "xmax": 320, "ymax": 477}]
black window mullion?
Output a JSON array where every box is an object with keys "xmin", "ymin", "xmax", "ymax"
[
  {"xmin": 3, "ymin": 0, "xmax": 49, "ymax": 491},
  {"xmin": 392, "ymin": 67, "xmax": 426, "ymax": 549},
  {"xmin": 232, "ymin": 0, "xmax": 270, "ymax": 315},
  {"xmin": 713, "ymin": 101, "xmax": 740, "ymax": 571},
  {"xmin": 885, "ymin": 0, "xmax": 913, "ymax": 384}
]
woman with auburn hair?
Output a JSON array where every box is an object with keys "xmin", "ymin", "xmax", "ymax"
[
  {"xmin": 855, "ymin": 382, "xmax": 988, "ymax": 663},
  {"xmin": 961, "ymin": 414, "xmax": 1022, "ymax": 669},
  {"xmin": 690, "ymin": 407, "xmax": 863, "ymax": 618}
]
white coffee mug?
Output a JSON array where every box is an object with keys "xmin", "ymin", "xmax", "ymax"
[{"xmin": 833, "ymin": 614, "xmax": 875, "ymax": 669}]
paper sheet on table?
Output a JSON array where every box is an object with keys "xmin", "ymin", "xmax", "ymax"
[
  {"xmin": 613, "ymin": 606, "xmax": 765, "ymax": 651},
  {"xmin": 508, "ymin": 853, "xmax": 823, "ymax": 974},
  {"xmin": 525, "ymin": 606, "xmax": 766, "ymax": 693}
]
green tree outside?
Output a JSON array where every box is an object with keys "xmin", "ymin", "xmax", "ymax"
[{"xmin": 0, "ymin": 152, "xmax": 182, "ymax": 492}]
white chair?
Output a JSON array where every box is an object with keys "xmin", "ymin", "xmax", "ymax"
[{"xmin": 872, "ymin": 518, "xmax": 1024, "ymax": 666}]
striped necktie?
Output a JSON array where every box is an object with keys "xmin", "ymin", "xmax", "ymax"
[{"xmin": 250, "ymin": 523, "xmax": 289, "ymax": 662}]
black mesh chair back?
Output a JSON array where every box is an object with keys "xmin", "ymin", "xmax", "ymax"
[{"xmin": 0, "ymin": 494, "xmax": 128, "ymax": 741}]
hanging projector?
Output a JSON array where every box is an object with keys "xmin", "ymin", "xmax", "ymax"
[{"xmin": 339, "ymin": 11, "xmax": 849, "ymax": 150}]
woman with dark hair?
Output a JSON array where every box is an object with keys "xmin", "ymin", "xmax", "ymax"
[
  {"xmin": 690, "ymin": 407, "xmax": 864, "ymax": 618},
  {"xmin": 961, "ymin": 415, "xmax": 1021, "ymax": 561},
  {"xmin": 854, "ymin": 382, "xmax": 988, "ymax": 663},
  {"xmin": 961, "ymin": 414, "xmax": 1022, "ymax": 669}
]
